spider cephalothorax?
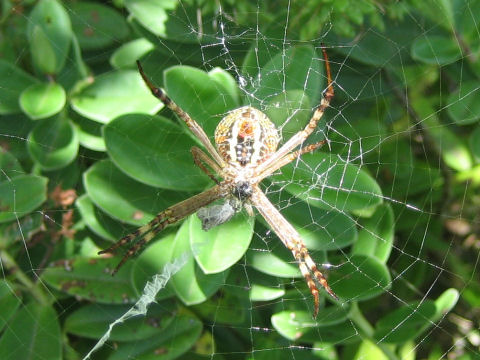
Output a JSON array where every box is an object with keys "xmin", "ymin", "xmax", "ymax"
[{"xmin": 99, "ymin": 48, "xmax": 337, "ymax": 318}]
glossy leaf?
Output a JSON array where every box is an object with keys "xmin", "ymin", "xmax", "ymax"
[
  {"xmin": 0, "ymin": 281, "xmax": 21, "ymax": 332},
  {"xmin": 277, "ymin": 152, "xmax": 383, "ymax": 213},
  {"xmin": 19, "ymin": 82, "xmax": 66, "ymax": 120},
  {"xmin": 247, "ymin": 270, "xmax": 286, "ymax": 301},
  {"xmin": 447, "ymin": 81, "xmax": 480, "ymax": 125},
  {"xmin": 250, "ymin": 45, "xmax": 322, "ymax": 108},
  {"xmin": 83, "ymin": 160, "xmax": 187, "ymax": 226},
  {"xmin": 170, "ymin": 219, "xmax": 228, "ymax": 305},
  {"xmin": 0, "ymin": 60, "xmax": 38, "ymax": 114},
  {"xmin": 352, "ymin": 203, "xmax": 394, "ymax": 263},
  {"xmin": 65, "ymin": 303, "xmax": 174, "ymax": 341},
  {"xmin": 41, "ymin": 257, "xmax": 138, "ymax": 304},
  {"xmin": 276, "ymin": 193, "xmax": 358, "ymax": 251},
  {"xmin": 70, "ymin": 1, "xmax": 129, "ymax": 51},
  {"xmin": 0, "ymin": 302, "xmax": 61, "ymax": 360},
  {"xmin": 329, "ymin": 254, "xmax": 391, "ymax": 301},
  {"xmin": 110, "ymin": 38, "xmax": 154, "ymax": 69},
  {"xmin": 429, "ymin": 122, "xmax": 473, "ymax": 171},
  {"xmin": 470, "ymin": 124, "xmax": 480, "ymax": 162},
  {"xmin": 272, "ymin": 308, "xmax": 349, "ymax": 341},
  {"xmin": 190, "ymin": 211, "xmax": 254, "ymax": 274},
  {"xmin": 263, "ymin": 90, "xmax": 312, "ymax": 137},
  {"xmin": 329, "ymin": 15, "xmax": 421, "ymax": 67},
  {"xmin": 131, "ymin": 232, "xmax": 177, "ymax": 300},
  {"xmin": 124, "ymin": 0, "xmax": 177, "ymax": 37},
  {"xmin": 0, "ymin": 150, "xmax": 23, "ymax": 181},
  {"xmin": 108, "ymin": 312, "xmax": 202, "ymax": 360},
  {"xmin": 74, "ymin": 116, "xmax": 106, "ymax": 151},
  {"xmin": 250, "ymin": 283, "xmax": 285, "ymax": 302},
  {"xmin": 164, "ymin": 66, "xmax": 240, "ymax": 137},
  {"xmin": 374, "ymin": 289, "xmax": 459, "ymax": 344},
  {"xmin": 104, "ymin": 114, "xmax": 210, "ymax": 191},
  {"xmin": 354, "ymin": 340, "xmax": 389, "ymax": 360},
  {"xmin": 374, "ymin": 301, "xmax": 437, "ymax": 343},
  {"xmin": 247, "ymin": 241, "xmax": 302, "ymax": 278},
  {"xmin": 27, "ymin": 117, "xmax": 79, "ymax": 170},
  {"xmin": 71, "ymin": 70, "xmax": 162, "ymax": 123},
  {"xmin": 191, "ymin": 290, "xmax": 248, "ymax": 325},
  {"xmin": 415, "ymin": 98, "xmax": 473, "ymax": 171},
  {"xmin": 0, "ymin": 175, "xmax": 48, "ymax": 223},
  {"xmin": 76, "ymin": 194, "xmax": 133, "ymax": 241},
  {"xmin": 27, "ymin": 0, "xmax": 72, "ymax": 74},
  {"xmin": 411, "ymin": 35, "xmax": 461, "ymax": 65}
]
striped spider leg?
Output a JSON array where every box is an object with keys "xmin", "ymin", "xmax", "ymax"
[{"xmin": 99, "ymin": 48, "xmax": 337, "ymax": 317}]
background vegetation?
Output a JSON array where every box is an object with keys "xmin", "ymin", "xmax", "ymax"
[{"xmin": 0, "ymin": 0, "xmax": 479, "ymax": 359}]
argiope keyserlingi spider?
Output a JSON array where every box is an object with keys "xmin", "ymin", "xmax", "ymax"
[{"xmin": 99, "ymin": 48, "xmax": 338, "ymax": 317}]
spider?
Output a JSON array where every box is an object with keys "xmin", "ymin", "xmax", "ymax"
[{"xmin": 98, "ymin": 48, "xmax": 338, "ymax": 317}]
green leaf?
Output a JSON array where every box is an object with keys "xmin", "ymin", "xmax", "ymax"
[
  {"xmin": 71, "ymin": 70, "xmax": 162, "ymax": 123},
  {"xmin": 352, "ymin": 203, "xmax": 394, "ymax": 263},
  {"xmin": 65, "ymin": 303, "xmax": 174, "ymax": 341},
  {"xmin": 27, "ymin": 0, "xmax": 72, "ymax": 74},
  {"xmin": 248, "ymin": 270, "xmax": 286, "ymax": 302},
  {"xmin": 190, "ymin": 211, "xmax": 254, "ymax": 274},
  {"xmin": 470, "ymin": 124, "xmax": 480, "ymax": 162},
  {"xmin": 250, "ymin": 283, "xmax": 285, "ymax": 302},
  {"xmin": 73, "ymin": 115, "xmax": 106, "ymax": 151},
  {"xmin": 41, "ymin": 257, "xmax": 138, "ymax": 303},
  {"xmin": 83, "ymin": 160, "xmax": 187, "ymax": 226},
  {"xmin": 170, "ymin": 219, "xmax": 228, "ymax": 305},
  {"xmin": 131, "ymin": 232, "xmax": 177, "ymax": 300},
  {"xmin": 277, "ymin": 194, "xmax": 358, "ymax": 251},
  {"xmin": 263, "ymin": 90, "xmax": 312, "ymax": 137},
  {"xmin": 0, "ymin": 302, "xmax": 61, "ymax": 360},
  {"xmin": 447, "ymin": 81, "xmax": 480, "ymax": 125},
  {"xmin": 247, "ymin": 238, "xmax": 302, "ymax": 278},
  {"xmin": 164, "ymin": 65, "xmax": 240, "ymax": 137},
  {"xmin": 373, "ymin": 288, "xmax": 460, "ymax": 345},
  {"xmin": 276, "ymin": 152, "xmax": 383, "ymax": 213},
  {"xmin": 272, "ymin": 307, "xmax": 349, "ymax": 341},
  {"xmin": 104, "ymin": 114, "xmax": 210, "ymax": 191},
  {"xmin": 76, "ymin": 194, "xmax": 133, "ymax": 241},
  {"xmin": 108, "ymin": 312, "xmax": 202, "ymax": 360},
  {"xmin": 19, "ymin": 83, "xmax": 66, "ymax": 120},
  {"xmin": 429, "ymin": 124, "xmax": 473, "ymax": 171},
  {"xmin": 250, "ymin": 45, "xmax": 322, "ymax": 106},
  {"xmin": 0, "ymin": 149, "xmax": 23, "ymax": 181},
  {"xmin": 411, "ymin": 35, "xmax": 461, "ymax": 65},
  {"xmin": 70, "ymin": 1, "xmax": 129, "ymax": 51},
  {"xmin": 27, "ymin": 117, "xmax": 79, "ymax": 170},
  {"xmin": 0, "ymin": 60, "xmax": 38, "ymax": 114},
  {"xmin": 415, "ymin": 98, "xmax": 473, "ymax": 170},
  {"xmin": 0, "ymin": 175, "xmax": 48, "ymax": 223},
  {"xmin": 329, "ymin": 254, "xmax": 391, "ymax": 300},
  {"xmin": 353, "ymin": 339, "xmax": 389, "ymax": 360},
  {"xmin": 191, "ymin": 289, "xmax": 248, "ymax": 324},
  {"xmin": 273, "ymin": 308, "xmax": 357, "ymax": 343},
  {"xmin": 110, "ymin": 38, "xmax": 154, "ymax": 69},
  {"xmin": 124, "ymin": 0, "xmax": 177, "ymax": 37},
  {"xmin": 0, "ymin": 281, "xmax": 21, "ymax": 332},
  {"xmin": 329, "ymin": 15, "xmax": 421, "ymax": 67}
]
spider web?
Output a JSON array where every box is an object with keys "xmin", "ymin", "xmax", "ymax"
[{"xmin": 0, "ymin": 1, "xmax": 479, "ymax": 359}]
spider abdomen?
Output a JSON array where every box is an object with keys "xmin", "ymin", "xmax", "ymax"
[{"xmin": 215, "ymin": 106, "xmax": 279, "ymax": 166}]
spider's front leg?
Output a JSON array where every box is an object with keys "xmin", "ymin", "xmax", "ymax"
[
  {"xmin": 98, "ymin": 184, "xmax": 229, "ymax": 275},
  {"xmin": 250, "ymin": 187, "xmax": 338, "ymax": 318}
]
